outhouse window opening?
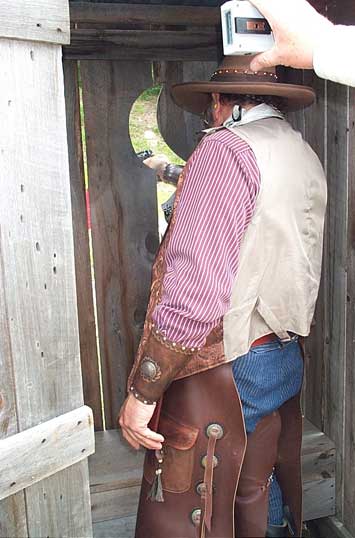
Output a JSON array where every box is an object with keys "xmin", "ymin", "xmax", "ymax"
[{"xmin": 129, "ymin": 84, "xmax": 185, "ymax": 237}]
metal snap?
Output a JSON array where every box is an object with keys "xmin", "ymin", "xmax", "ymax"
[
  {"xmin": 206, "ymin": 423, "xmax": 224, "ymax": 440},
  {"xmin": 201, "ymin": 454, "xmax": 219, "ymax": 469},
  {"xmin": 195, "ymin": 481, "xmax": 207, "ymax": 496},
  {"xmin": 190, "ymin": 508, "xmax": 201, "ymax": 527}
]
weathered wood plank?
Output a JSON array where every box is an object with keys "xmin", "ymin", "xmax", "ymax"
[
  {"xmin": 93, "ymin": 515, "xmax": 136, "ymax": 538},
  {"xmin": 89, "ymin": 430, "xmax": 144, "ymax": 495},
  {"xmin": 64, "ymin": 43, "xmax": 218, "ymax": 61},
  {"xmin": 302, "ymin": 72, "xmax": 327, "ymax": 430},
  {"xmin": 0, "ymin": 0, "xmax": 70, "ymax": 44},
  {"xmin": 63, "ymin": 59, "xmax": 104, "ymax": 431},
  {"xmin": 67, "ymin": 0, "xmax": 353, "ymax": 22},
  {"xmin": 312, "ymin": 516, "xmax": 354, "ymax": 538},
  {"xmin": 344, "ymin": 86, "xmax": 355, "ymax": 534},
  {"xmin": 80, "ymin": 60, "xmax": 159, "ymax": 429},
  {"xmin": 0, "ymin": 37, "xmax": 92, "ymax": 537},
  {"xmin": 70, "ymin": 3, "xmax": 220, "ymax": 26},
  {"xmin": 91, "ymin": 486, "xmax": 142, "ymax": 522},
  {"xmin": 65, "ymin": 29, "xmax": 219, "ymax": 61},
  {"xmin": 324, "ymin": 81, "xmax": 349, "ymax": 523},
  {"xmin": 0, "ymin": 225, "xmax": 27, "ymax": 538},
  {"xmin": 303, "ymin": 479, "xmax": 335, "ymax": 521},
  {"xmin": 0, "ymin": 406, "xmax": 94, "ymax": 501}
]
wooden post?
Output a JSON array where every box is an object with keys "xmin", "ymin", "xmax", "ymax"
[{"xmin": 0, "ymin": 1, "xmax": 93, "ymax": 536}]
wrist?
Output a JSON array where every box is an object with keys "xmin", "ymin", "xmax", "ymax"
[
  {"xmin": 129, "ymin": 386, "xmax": 157, "ymax": 406},
  {"xmin": 129, "ymin": 327, "xmax": 197, "ymax": 403}
]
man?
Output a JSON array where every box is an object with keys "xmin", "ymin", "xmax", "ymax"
[
  {"xmin": 249, "ymin": 0, "xmax": 355, "ymax": 88},
  {"xmin": 119, "ymin": 55, "xmax": 327, "ymax": 537}
]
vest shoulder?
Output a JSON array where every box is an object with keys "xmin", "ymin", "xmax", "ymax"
[{"xmin": 203, "ymin": 128, "xmax": 251, "ymax": 154}]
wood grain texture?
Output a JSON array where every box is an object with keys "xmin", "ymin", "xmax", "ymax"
[
  {"xmin": 344, "ymin": 86, "xmax": 355, "ymax": 534},
  {"xmin": 0, "ymin": 38, "xmax": 92, "ymax": 537},
  {"xmin": 302, "ymin": 73, "xmax": 328, "ymax": 431},
  {"xmin": 0, "ymin": 0, "xmax": 70, "ymax": 44},
  {"xmin": 0, "ymin": 227, "xmax": 27, "ymax": 538},
  {"xmin": 64, "ymin": 29, "xmax": 219, "ymax": 61},
  {"xmin": 0, "ymin": 406, "xmax": 94, "ymax": 501},
  {"xmin": 93, "ymin": 515, "xmax": 136, "ymax": 538},
  {"xmin": 70, "ymin": 3, "xmax": 219, "ymax": 26},
  {"xmin": 288, "ymin": 61, "xmax": 355, "ymax": 537},
  {"xmin": 312, "ymin": 516, "xmax": 354, "ymax": 538},
  {"xmin": 324, "ymin": 81, "xmax": 349, "ymax": 523},
  {"xmin": 63, "ymin": 60, "xmax": 103, "ymax": 431},
  {"xmin": 80, "ymin": 60, "xmax": 159, "ymax": 429},
  {"xmin": 157, "ymin": 61, "xmax": 217, "ymax": 161},
  {"xmin": 89, "ymin": 430, "xmax": 144, "ymax": 495}
]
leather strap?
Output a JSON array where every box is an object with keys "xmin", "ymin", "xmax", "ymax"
[
  {"xmin": 251, "ymin": 333, "xmax": 277, "ymax": 347},
  {"xmin": 202, "ymin": 432, "xmax": 218, "ymax": 533}
]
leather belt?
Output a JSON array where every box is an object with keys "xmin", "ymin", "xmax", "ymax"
[{"xmin": 251, "ymin": 333, "xmax": 278, "ymax": 348}]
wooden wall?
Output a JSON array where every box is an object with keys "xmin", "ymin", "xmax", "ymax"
[
  {"xmin": 0, "ymin": 1, "xmax": 93, "ymax": 537},
  {"xmin": 288, "ymin": 75, "xmax": 355, "ymax": 538},
  {"xmin": 65, "ymin": 1, "xmax": 355, "ymax": 536},
  {"xmin": 282, "ymin": 4, "xmax": 355, "ymax": 536}
]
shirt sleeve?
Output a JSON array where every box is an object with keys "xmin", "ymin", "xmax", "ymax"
[
  {"xmin": 152, "ymin": 134, "xmax": 260, "ymax": 349},
  {"xmin": 313, "ymin": 25, "xmax": 355, "ymax": 87}
]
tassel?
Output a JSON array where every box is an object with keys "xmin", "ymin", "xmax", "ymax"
[{"xmin": 147, "ymin": 449, "xmax": 165, "ymax": 503}]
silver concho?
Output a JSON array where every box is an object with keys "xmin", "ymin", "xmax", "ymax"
[{"xmin": 139, "ymin": 356, "xmax": 162, "ymax": 383}]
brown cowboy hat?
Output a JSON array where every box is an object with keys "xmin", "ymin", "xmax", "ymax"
[{"xmin": 171, "ymin": 56, "xmax": 315, "ymax": 114}]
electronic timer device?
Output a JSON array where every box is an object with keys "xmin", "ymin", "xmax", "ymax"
[{"xmin": 221, "ymin": 0, "xmax": 275, "ymax": 56}]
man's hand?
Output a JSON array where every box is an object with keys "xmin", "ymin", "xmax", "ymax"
[
  {"xmin": 118, "ymin": 393, "xmax": 165, "ymax": 451},
  {"xmin": 249, "ymin": 0, "xmax": 333, "ymax": 71}
]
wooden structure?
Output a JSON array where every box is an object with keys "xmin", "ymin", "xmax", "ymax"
[
  {"xmin": 0, "ymin": 0, "xmax": 354, "ymax": 537},
  {"xmin": 0, "ymin": 1, "xmax": 94, "ymax": 537}
]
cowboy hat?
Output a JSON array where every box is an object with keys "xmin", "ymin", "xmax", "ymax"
[{"xmin": 171, "ymin": 55, "xmax": 315, "ymax": 114}]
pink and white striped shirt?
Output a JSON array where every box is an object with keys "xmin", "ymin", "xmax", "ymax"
[{"xmin": 152, "ymin": 129, "xmax": 260, "ymax": 349}]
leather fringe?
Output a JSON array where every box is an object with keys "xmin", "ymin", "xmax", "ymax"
[{"xmin": 147, "ymin": 449, "xmax": 165, "ymax": 503}]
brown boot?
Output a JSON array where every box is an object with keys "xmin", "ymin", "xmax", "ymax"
[{"xmin": 235, "ymin": 411, "xmax": 282, "ymax": 538}]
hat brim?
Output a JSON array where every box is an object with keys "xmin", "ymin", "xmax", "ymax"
[{"xmin": 171, "ymin": 81, "xmax": 315, "ymax": 114}]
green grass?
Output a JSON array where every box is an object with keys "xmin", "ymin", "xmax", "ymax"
[
  {"xmin": 129, "ymin": 85, "xmax": 185, "ymax": 211},
  {"xmin": 129, "ymin": 85, "xmax": 185, "ymax": 167}
]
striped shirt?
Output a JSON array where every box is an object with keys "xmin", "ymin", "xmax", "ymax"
[{"xmin": 152, "ymin": 129, "xmax": 261, "ymax": 349}]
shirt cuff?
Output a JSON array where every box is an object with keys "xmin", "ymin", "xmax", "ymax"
[{"xmin": 313, "ymin": 25, "xmax": 355, "ymax": 87}]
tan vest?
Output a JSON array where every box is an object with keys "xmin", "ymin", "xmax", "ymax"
[
  {"xmin": 223, "ymin": 118, "xmax": 327, "ymax": 360},
  {"xmin": 129, "ymin": 117, "xmax": 327, "ymax": 386}
]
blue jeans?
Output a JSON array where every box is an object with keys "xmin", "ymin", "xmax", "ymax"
[{"xmin": 232, "ymin": 337, "xmax": 304, "ymax": 524}]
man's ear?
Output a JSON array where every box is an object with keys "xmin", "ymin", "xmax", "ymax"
[{"xmin": 211, "ymin": 92, "xmax": 221, "ymax": 110}]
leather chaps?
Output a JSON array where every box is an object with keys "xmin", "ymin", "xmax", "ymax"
[{"xmin": 135, "ymin": 363, "xmax": 303, "ymax": 538}]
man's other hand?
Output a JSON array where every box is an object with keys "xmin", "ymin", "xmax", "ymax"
[
  {"xmin": 118, "ymin": 393, "xmax": 165, "ymax": 450},
  {"xmin": 249, "ymin": 0, "xmax": 333, "ymax": 71}
]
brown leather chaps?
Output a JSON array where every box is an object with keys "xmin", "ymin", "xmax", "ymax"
[{"xmin": 135, "ymin": 363, "xmax": 302, "ymax": 538}]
